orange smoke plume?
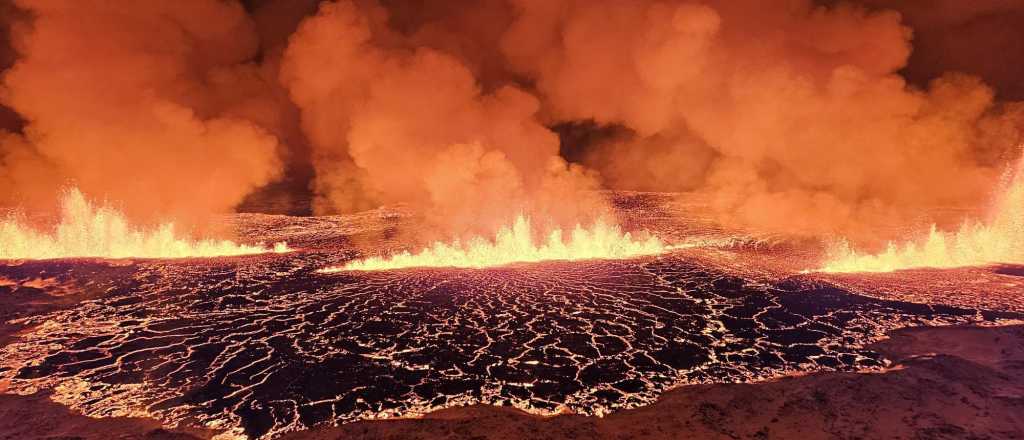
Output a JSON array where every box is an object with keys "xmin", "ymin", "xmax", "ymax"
[
  {"xmin": 1, "ymin": 0, "xmax": 1022, "ymax": 254},
  {"xmin": 0, "ymin": 0, "xmax": 284, "ymax": 227},
  {"xmin": 500, "ymin": 0, "xmax": 1023, "ymax": 244},
  {"xmin": 281, "ymin": 0, "xmax": 606, "ymax": 239}
]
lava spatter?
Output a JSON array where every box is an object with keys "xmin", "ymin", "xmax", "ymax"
[
  {"xmin": 325, "ymin": 215, "xmax": 666, "ymax": 272},
  {"xmin": 820, "ymin": 151, "xmax": 1024, "ymax": 273},
  {"xmin": 0, "ymin": 188, "xmax": 289, "ymax": 260}
]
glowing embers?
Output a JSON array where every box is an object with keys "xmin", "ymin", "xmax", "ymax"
[
  {"xmin": 821, "ymin": 154, "xmax": 1024, "ymax": 273},
  {"xmin": 328, "ymin": 215, "xmax": 666, "ymax": 271},
  {"xmin": 0, "ymin": 188, "xmax": 289, "ymax": 260}
]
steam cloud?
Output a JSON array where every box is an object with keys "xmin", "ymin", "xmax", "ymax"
[
  {"xmin": 0, "ymin": 0, "xmax": 285, "ymax": 228},
  {"xmin": 1, "ymin": 0, "xmax": 1022, "ymax": 244},
  {"xmin": 500, "ymin": 0, "xmax": 1023, "ymax": 243},
  {"xmin": 280, "ymin": 0, "xmax": 604, "ymax": 238}
]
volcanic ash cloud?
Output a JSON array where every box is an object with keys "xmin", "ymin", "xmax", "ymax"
[
  {"xmin": 498, "ymin": 0, "xmax": 1024, "ymax": 245},
  {"xmin": 3, "ymin": 0, "xmax": 1024, "ymax": 255},
  {"xmin": 0, "ymin": 0, "xmax": 285, "ymax": 228},
  {"xmin": 281, "ymin": 0, "xmax": 607, "ymax": 240}
]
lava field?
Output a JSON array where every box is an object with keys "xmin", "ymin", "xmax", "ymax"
[{"xmin": 1, "ymin": 194, "xmax": 1022, "ymax": 439}]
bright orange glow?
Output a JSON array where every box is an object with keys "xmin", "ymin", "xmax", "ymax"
[
  {"xmin": 820, "ymin": 154, "xmax": 1024, "ymax": 273},
  {"xmin": 324, "ymin": 215, "xmax": 666, "ymax": 272},
  {"xmin": 0, "ymin": 188, "xmax": 290, "ymax": 260}
]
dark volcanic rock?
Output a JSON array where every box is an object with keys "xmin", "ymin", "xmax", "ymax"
[
  {"xmin": 1, "ymin": 252, "xmax": 1018, "ymax": 438},
  {"xmin": 278, "ymin": 325, "xmax": 1024, "ymax": 440}
]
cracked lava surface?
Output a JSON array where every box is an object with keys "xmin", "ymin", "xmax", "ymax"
[{"xmin": 1, "ymin": 193, "xmax": 1022, "ymax": 439}]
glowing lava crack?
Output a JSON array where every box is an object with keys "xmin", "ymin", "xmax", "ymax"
[{"xmin": 323, "ymin": 215, "xmax": 666, "ymax": 272}]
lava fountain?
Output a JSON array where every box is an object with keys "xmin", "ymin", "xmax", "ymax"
[
  {"xmin": 820, "ymin": 152, "xmax": 1024, "ymax": 273},
  {"xmin": 0, "ymin": 188, "xmax": 289, "ymax": 260},
  {"xmin": 324, "ymin": 215, "xmax": 666, "ymax": 271}
]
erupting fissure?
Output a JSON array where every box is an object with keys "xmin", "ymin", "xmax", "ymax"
[
  {"xmin": 323, "ymin": 215, "xmax": 666, "ymax": 271},
  {"xmin": 820, "ymin": 153, "xmax": 1024, "ymax": 273},
  {"xmin": 0, "ymin": 188, "xmax": 289, "ymax": 260}
]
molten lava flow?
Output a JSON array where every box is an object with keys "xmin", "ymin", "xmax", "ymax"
[
  {"xmin": 0, "ymin": 189, "xmax": 289, "ymax": 260},
  {"xmin": 326, "ymin": 215, "xmax": 666, "ymax": 271},
  {"xmin": 820, "ymin": 154, "xmax": 1024, "ymax": 273}
]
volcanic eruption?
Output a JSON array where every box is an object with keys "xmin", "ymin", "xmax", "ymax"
[
  {"xmin": 821, "ymin": 149, "xmax": 1024, "ymax": 272},
  {"xmin": 325, "ymin": 215, "xmax": 666, "ymax": 271},
  {"xmin": 1, "ymin": 188, "xmax": 289, "ymax": 260},
  {"xmin": 1, "ymin": 1, "xmax": 1023, "ymax": 440}
]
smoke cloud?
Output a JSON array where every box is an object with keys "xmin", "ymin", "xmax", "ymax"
[
  {"xmin": 500, "ymin": 0, "xmax": 1024, "ymax": 243},
  {"xmin": 0, "ymin": 0, "xmax": 285, "ymax": 228},
  {"xmin": 281, "ymin": 0, "xmax": 604, "ymax": 238},
  {"xmin": 0, "ymin": 0, "xmax": 1022, "ymax": 245}
]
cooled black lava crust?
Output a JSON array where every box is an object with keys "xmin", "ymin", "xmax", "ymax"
[{"xmin": 1, "ymin": 253, "xmax": 1018, "ymax": 439}]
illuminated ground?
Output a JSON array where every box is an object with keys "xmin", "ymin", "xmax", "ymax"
[{"xmin": 1, "ymin": 193, "xmax": 1022, "ymax": 439}]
